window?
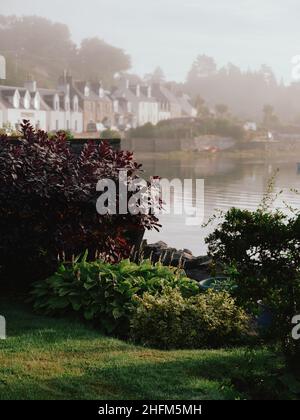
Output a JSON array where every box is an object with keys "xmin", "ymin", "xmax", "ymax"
[
  {"xmin": 75, "ymin": 120, "xmax": 78, "ymax": 132},
  {"xmin": 55, "ymin": 120, "xmax": 59, "ymax": 130},
  {"xmin": 66, "ymin": 120, "xmax": 69, "ymax": 130}
]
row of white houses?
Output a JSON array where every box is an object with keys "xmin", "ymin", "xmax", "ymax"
[
  {"xmin": 111, "ymin": 80, "xmax": 197, "ymax": 129},
  {"xmin": 0, "ymin": 80, "xmax": 83, "ymax": 133},
  {"xmin": 0, "ymin": 55, "xmax": 196, "ymax": 134}
]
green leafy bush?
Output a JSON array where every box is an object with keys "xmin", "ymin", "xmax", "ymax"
[
  {"xmin": 100, "ymin": 129, "xmax": 120, "ymax": 139},
  {"xmin": 30, "ymin": 257, "xmax": 199, "ymax": 337},
  {"xmin": 48, "ymin": 130, "xmax": 74, "ymax": 140},
  {"xmin": 130, "ymin": 288, "xmax": 249, "ymax": 349},
  {"xmin": 206, "ymin": 206, "xmax": 300, "ymax": 373}
]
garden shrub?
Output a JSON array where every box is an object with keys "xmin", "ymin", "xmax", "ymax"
[
  {"xmin": 30, "ymin": 257, "xmax": 199, "ymax": 337},
  {"xmin": 0, "ymin": 121, "xmax": 160, "ymax": 290},
  {"xmin": 100, "ymin": 129, "xmax": 120, "ymax": 139},
  {"xmin": 48, "ymin": 129, "xmax": 74, "ymax": 140},
  {"xmin": 130, "ymin": 288, "xmax": 249, "ymax": 349},
  {"xmin": 206, "ymin": 206, "xmax": 300, "ymax": 373}
]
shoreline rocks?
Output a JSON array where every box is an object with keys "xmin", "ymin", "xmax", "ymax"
[{"xmin": 138, "ymin": 240, "xmax": 212, "ymax": 281}]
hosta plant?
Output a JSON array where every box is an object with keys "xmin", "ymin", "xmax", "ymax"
[{"xmin": 30, "ymin": 256, "xmax": 199, "ymax": 337}]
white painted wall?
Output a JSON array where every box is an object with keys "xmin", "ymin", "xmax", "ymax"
[
  {"xmin": 63, "ymin": 110, "xmax": 71, "ymax": 131},
  {"xmin": 158, "ymin": 111, "xmax": 171, "ymax": 121},
  {"xmin": 148, "ymin": 102, "xmax": 159, "ymax": 125},
  {"xmin": 138, "ymin": 102, "xmax": 159, "ymax": 126},
  {"xmin": 47, "ymin": 110, "xmax": 65, "ymax": 132},
  {"xmin": 71, "ymin": 111, "xmax": 83, "ymax": 133},
  {"xmin": 43, "ymin": 109, "xmax": 83, "ymax": 133},
  {"xmin": 5, "ymin": 108, "xmax": 47, "ymax": 130}
]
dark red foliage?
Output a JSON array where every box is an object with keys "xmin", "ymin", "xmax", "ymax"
[{"xmin": 0, "ymin": 121, "xmax": 160, "ymax": 290}]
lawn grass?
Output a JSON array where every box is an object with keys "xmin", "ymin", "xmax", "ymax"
[{"xmin": 0, "ymin": 298, "xmax": 294, "ymax": 400}]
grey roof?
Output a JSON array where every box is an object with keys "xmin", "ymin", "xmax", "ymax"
[
  {"xmin": 39, "ymin": 86, "xmax": 82, "ymax": 112},
  {"xmin": 151, "ymin": 83, "xmax": 180, "ymax": 105},
  {"xmin": 114, "ymin": 97, "xmax": 133, "ymax": 115},
  {"xmin": 140, "ymin": 86, "xmax": 157, "ymax": 103},
  {"xmin": 72, "ymin": 81, "xmax": 99, "ymax": 101},
  {"xmin": 90, "ymin": 83, "xmax": 113, "ymax": 103},
  {"xmin": 112, "ymin": 83, "xmax": 157, "ymax": 104},
  {"xmin": 176, "ymin": 94, "xmax": 196, "ymax": 116},
  {"xmin": 0, "ymin": 85, "xmax": 49, "ymax": 111}
]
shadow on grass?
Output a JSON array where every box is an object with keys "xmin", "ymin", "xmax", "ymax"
[
  {"xmin": 0, "ymin": 298, "xmax": 115, "ymax": 342},
  {"xmin": 0, "ymin": 298, "xmax": 297, "ymax": 400},
  {"xmin": 0, "ymin": 346, "xmax": 292, "ymax": 400}
]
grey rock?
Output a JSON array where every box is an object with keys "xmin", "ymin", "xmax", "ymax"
[
  {"xmin": 141, "ymin": 242, "xmax": 212, "ymax": 280},
  {"xmin": 147, "ymin": 241, "xmax": 168, "ymax": 250}
]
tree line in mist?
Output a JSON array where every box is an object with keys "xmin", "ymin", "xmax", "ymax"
[
  {"xmin": 185, "ymin": 55, "xmax": 300, "ymax": 123},
  {"xmin": 0, "ymin": 15, "xmax": 130, "ymax": 87},
  {"xmin": 1, "ymin": 15, "xmax": 300, "ymax": 123}
]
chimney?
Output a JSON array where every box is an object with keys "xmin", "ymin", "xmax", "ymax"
[
  {"xmin": 58, "ymin": 72, "xmax": 70, "ymax": 94},
  {"xmin": 84, "ymin": 83, "xmax": 90, "ymax": 97},
  {"xmin": 147, "ymin": 85, "xmax": 151, "ymax": 98},
  {"xmin": 24, "ymin": 79, "xmax": 37, "ymax": 93},
  {"xmin": 66, "ymin": 73, "xmax": 73, "ymax": 86},
  {"xmin": 136, "ymin": 84, "xmax": 140, "ymax": 97}
]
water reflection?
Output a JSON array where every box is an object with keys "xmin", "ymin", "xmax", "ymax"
[{"xmin": 139, "ymin": 154, "xmax": 300, "ymax": 255}]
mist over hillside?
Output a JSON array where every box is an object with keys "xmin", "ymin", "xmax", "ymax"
[{"xmin": 1, "ymin": 14, "xmax": 300, "ymax": 123}]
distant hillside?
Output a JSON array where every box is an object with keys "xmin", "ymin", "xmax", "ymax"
[
  {"xmin": 185, "ymin": 55, "xmax": 300, "ymax": 123},
  {"xmin": 0, "ymin": 15, "xmax": 130, "ymax": 87}
]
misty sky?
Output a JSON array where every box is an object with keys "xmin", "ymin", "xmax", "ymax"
[{"xmin": 0, "ymin": 0, "xmax": 299, "ymax": 83}]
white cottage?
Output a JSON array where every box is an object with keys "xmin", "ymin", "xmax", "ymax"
[
  {"xmin": 112, "ymin": 80, "xmax": 159, "ymax": 127},
  {"xmin": 0, "ymin": 78, "xmax": 83, "ymax": 133},
  {"xmin": 0, "ymin": 84, "xmax": 47, "ymax": 131},
  {"xmin": 39, "ymin": 87, "xmax": 82, "ymax": 133}
]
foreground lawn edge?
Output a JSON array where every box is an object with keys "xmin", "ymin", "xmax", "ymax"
[{"xmin": 0, "ymin": 299, "xmax": 293, "ymax": 400}]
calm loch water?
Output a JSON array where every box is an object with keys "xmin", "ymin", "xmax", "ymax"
[{"xmin": 139, "ymin": 154, "xmax": 300, "ymax": 255}]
